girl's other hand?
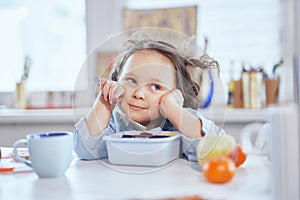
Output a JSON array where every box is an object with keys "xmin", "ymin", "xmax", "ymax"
[
  {"xmin": 161, "ymin": 89, "xmax": 184, "ymax": 106},
  {"xmin": 159, "ymin": 89, "xmax": 184, "ymax": 118},
  {"xmin": 99, "ymin": 78, "xmax": 125, "ymax": 105}
]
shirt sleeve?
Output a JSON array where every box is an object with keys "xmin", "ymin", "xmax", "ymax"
[
  {"xmin": 181, "ymin": 108, "xmax": 226, "ymax": 162},
  {"xmin": 73, "ymin": 117, "xmax": 115, "ymax": 160}
]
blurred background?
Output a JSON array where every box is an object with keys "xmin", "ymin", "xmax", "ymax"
[
  {"xmin": 0, "ymin": 0, "xmax": 297, "ymax": 108},
  {"xmin": 0, "ymin": 0, "xmax": 299, "ymax": 146}
]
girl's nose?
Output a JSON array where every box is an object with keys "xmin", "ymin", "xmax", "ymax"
[{"xmin": 132, "ymin": 86, "xmax": 146, "ymax": 100}]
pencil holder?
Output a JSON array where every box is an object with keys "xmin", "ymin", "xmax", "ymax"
[
  {"xmin": 14, "ymin": 81, "xmax": 28, "ymax": 109},
  {"xmin": 265, "ymin": 78, "xmax": 280, "ymax": 106}
]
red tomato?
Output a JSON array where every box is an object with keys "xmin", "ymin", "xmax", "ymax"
[{"xmin": 201, "ymin": 156, "xmax": 236, "ymax": 184}]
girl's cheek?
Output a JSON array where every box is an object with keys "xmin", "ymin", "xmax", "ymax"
[
  {"xmin": 121, "ymin": 90, "xmax": 132, "ymax": 102},
  {"xmin": 152, "ymin": 94, "xmax": 163, "ymax": 104},
  {"xmin": 124, "ymin": 87, "xmax": 135, "ymax": 97}
]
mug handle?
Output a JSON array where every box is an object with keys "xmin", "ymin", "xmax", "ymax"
[
  {"xmin": 13, "ymin": 139, "xmax": 31, "ymax": 167},
  {"xmin": 240, "ymin": 123, "xmax": 265, "ymax": 154}
]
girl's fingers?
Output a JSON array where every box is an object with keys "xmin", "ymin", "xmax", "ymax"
[
  {"xmin": 113, "ymin": 86, "xmax": 125, "ymax": 104},
  {"xmin": 101, "ymin": 81, "xmax": 125, "ymax": 104},
  {"xmin": 102, "ymin": 80, "xmax": 113, "ymax": 102},
  {"xmin": 108, "ymin": 82, "xmax": 119, "ymax": 104},
  {"xmin": 96, "ymin": 78, "xmax": 107, "ymax": 100},
  {"xmin": 110, "ymin": 84, "xmax": 125, "ymax": 104},
  {"xmin": 99, "ymin": 78, "xmax": 107, "ymax": 90}
]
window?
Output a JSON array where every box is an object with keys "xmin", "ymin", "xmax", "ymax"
[
  {"xmin": 0, "ymin": 0, "xmax": 86, "ymax": 92},
  {"xmin": 198, "ymin": 0, "xmax": 281, "ymax": 102}
]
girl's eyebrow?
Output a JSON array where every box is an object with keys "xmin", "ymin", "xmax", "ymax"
[
  {"xmin": 122, "ymin": 72, "xmax": 136, "ymax": 78},
  {"xmin": 150, "ymin": 78, "xmax": 164, "ymax": 84}
]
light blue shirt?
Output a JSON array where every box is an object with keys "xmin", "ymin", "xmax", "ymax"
[{"xmin": 73, "ymin": 108, "xmax": 225, "ymax": 162}]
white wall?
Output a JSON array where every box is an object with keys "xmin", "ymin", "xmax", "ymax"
[
  {"xmin": 280, "ymin": 0, "xmax": 297, "ymax": 103},
  {"xmin": 86, "ymin": 0, "xmax": 124, "ymax": 53}
]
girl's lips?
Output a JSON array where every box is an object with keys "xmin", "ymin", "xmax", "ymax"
[{"xmin": 128, "ymin": 104, "xmax": 145, "ymax": 110}]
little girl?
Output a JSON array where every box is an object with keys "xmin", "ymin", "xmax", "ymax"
[{"xmin": 73, "ymin": 38, "xmax": 225, "ymax": 161}]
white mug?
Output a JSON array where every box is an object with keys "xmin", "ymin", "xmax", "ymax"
[
  {"xmin": 13, "ymin": 132, "xmax": 73, "ymax": 178},
  {"xmin": 240, "ymin": 122, "xmax": 271, "ymax": 156}
]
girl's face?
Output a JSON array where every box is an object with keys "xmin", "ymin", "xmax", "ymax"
[{"xmin": 118, "ymin": 50, "xmax": 177, "ymax": 127}]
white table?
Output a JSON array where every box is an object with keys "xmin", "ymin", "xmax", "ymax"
[{"xmin": 0, "ymin": 148, "xmax": 271, "ymax": 200}]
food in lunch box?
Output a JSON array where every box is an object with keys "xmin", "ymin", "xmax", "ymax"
[{"xmin": 121, "ymin": 131, "xmax": 178, "ymax": 138}]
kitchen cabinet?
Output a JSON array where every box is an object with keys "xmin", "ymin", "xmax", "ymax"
[{"xmin": 0, "ymin": 109, "xmax": 86, "ymax": 146}]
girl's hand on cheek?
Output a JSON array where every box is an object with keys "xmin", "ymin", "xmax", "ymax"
[
  {"xmin": 159, "ymin": 89, "xmax": 184, "ymax": 117},
  {"xmin": 98, "ymin": 79, "xmax": 125, "ymax": 105}
]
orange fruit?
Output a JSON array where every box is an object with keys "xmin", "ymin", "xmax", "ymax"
[
  {"xmin": 201, "ymin": 156, "xmax": 236, "ymax": 184},
  {"xmin": 231, "ymin": 144, "xmax": 247, "ymax": 167}
]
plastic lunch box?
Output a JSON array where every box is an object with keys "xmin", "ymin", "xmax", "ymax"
[{"xmin": 104, "ymin": 131, "xmax": 181, "ymax": 166}]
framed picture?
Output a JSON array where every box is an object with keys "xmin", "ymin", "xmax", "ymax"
[{"xmin": 122, "ymin": 6, "xmax": 197, "ymax": 36}]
